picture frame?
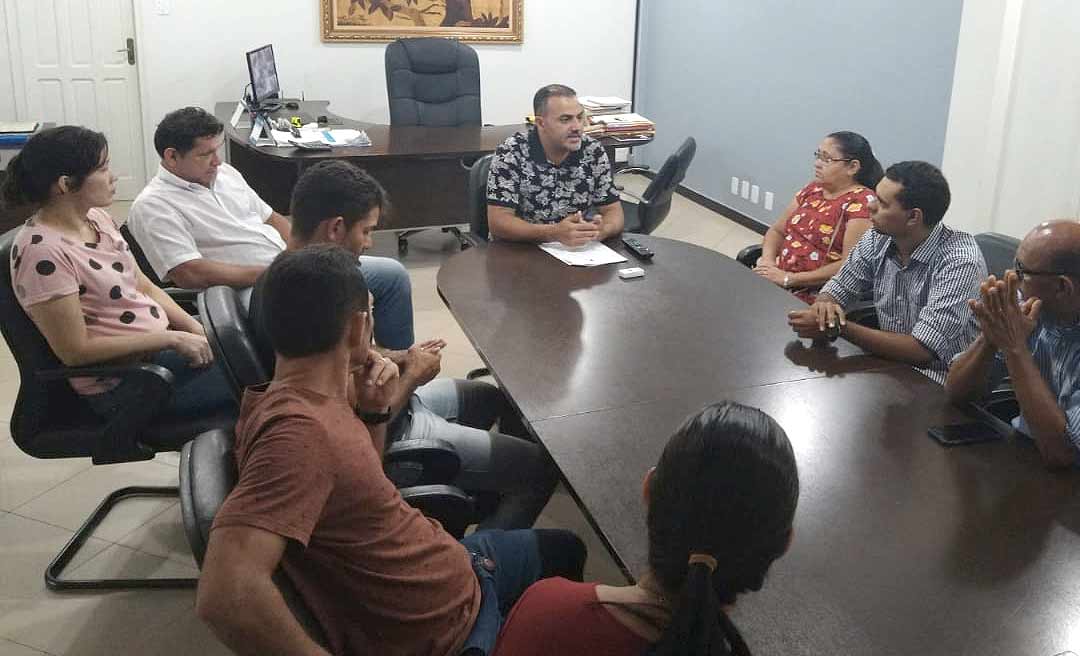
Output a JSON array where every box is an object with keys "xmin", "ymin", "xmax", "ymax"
[{"xmin": 321, "ymin": 1, "xmax": 524, "ymax": 44}]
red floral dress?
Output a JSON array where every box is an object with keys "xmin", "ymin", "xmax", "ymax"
[{"xmin": 777, "ymin": 183, "xmax": 875, "ymax": 303}]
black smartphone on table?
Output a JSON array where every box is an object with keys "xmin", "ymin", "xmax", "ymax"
[{"xmin": 927, "ymin": 420, "xmax": 1003, "ymax": 447}]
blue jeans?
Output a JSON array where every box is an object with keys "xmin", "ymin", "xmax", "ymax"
[
  {"xmin": 239, "ymin": 254, "xmax": 414, "ymax": 351},
  {"xmin": 392, "ymin": 379, "xmax": 558, "ymax": 530},
  {"xmin": 359, "ymin": 255, "xmax": 414, "ymax": 350},
  {"xmin": 457, "ymin": 529, "xmax": 542, "ymax": 655},
  {"xmin": 84, "ymin": 348, "xmax": 236, "ymax": 420}
]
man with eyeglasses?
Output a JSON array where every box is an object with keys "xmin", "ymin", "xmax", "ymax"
[
  {"xmin": 946, "ymin": 220, "xmax": 1080, "ymax": 468},
  {"xmin": 787, "ymin": 161, "xmax": 986, "ymax": 384}
]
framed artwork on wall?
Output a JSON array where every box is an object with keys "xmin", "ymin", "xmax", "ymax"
[{"xmin": 321, "ymin": 0, "xmax": 524, "ymax": 44}]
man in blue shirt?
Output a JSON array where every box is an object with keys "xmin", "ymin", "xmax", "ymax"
[{"xmin": 946, "ymin": 220, "xmax": 1080, "ymax": 468}]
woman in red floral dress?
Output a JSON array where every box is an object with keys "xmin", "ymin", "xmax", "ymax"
[{"xmin": 753, "ymin": 131, "xmax": 883, "ymax": 303}]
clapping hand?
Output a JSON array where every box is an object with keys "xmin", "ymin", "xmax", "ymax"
[{"xmin": 968, "ymin": 272, "xmax": 1041, "ymax": 352}]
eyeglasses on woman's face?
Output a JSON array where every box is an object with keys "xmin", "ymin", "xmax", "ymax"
[{"xmin": 813, "ymin": 150, "xmax": 854, "ymax": 165}]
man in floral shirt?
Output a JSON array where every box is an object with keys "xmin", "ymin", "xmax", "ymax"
[{"xmin": 486, "ymin": 84, "xmax": 624, "ymax": 247}]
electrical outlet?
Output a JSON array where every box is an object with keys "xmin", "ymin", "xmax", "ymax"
[
  {"xmin": 155, "ymin": 0, "xmax": 171, "ymax": 14},
  {"xmin": 750, "ymin": 185, "xmax": 760, "ymax": 204},
  {"xmin": 764, "ymin": 191, "xmax": 775, "ymax": 211},
  {"xmin": 740, "ymin": 180, "xmax": 750, "ymax": 199},
  {"xmin": 730, "ymin": 177, "xmax": 740, "ymax": 195}
]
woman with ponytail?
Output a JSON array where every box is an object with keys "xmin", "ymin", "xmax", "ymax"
[
  {"xmin": 752, "ymin": 131, "xmax": 883, "ymax": 303},
  {"xmin": 492, "ymin": 401, "xmax": 800, "ymax": 656},
  {"xmin": 2, "ymin": 126, "xmax": 233, "ymax": 419}
]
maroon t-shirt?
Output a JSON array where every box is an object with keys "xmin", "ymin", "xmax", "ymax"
[
  {"xmin": 213, "ymin": 383, "xmax": 481, "ymax": 656},
  {"xmin": 493, "ymin": 578, "xmax": 651, "ymax": 656}
]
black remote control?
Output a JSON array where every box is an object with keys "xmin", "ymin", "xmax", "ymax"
[{"xmin": 622, "ymin": 236, "xmax": 654, "ymax": 260}]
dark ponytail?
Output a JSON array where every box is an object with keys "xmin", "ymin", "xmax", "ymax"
[
  {"xmin": 0, "ymin": 126, "xmax": 107, "ymax": 209},
  {"xmin": 827, "ymin": 130, "xmax": 883, "ymax": 190},
  {"xmin": 646, "ymin": 402, "xmax": 800, "ymax": 656}
]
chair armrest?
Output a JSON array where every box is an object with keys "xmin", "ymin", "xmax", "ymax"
[
  {"xmin": 981, "ymin": 388, "xmax": 1020, "ymax": 425},
  {"xmin": 399, "ymin": 484, "xmax": 475, "ymax": 538},
  {"xmin": 37, "ymin": 362, "xmax": 174, "ymax": 385},
  {"xmin": 461, "ymin": 232, "xmax": 488, "ymax": 249},
  {"xmin": 38, "ymin": 363, "xmax": 177, "ymax": 464},
  {"xmin": 162, "ymin": 287, "xmax": 199, "ymax": 315},
  {"xmin": 617, "ymin": 189, "xmax": 645, "ymax": 203},
  {"xmin": 163, "ymin": 287, "xmax": 199, "ymax": 302},
  {"xmin": 613, "ymin": 166, "xmax": 651, "ymax": 179},
  {"xmin": 384, "ymin": 437, "xmax": 461, "ymax": 486},
  {"xmin": 736, "ymin": 244, "xmax": 763, "ymax": 268}
]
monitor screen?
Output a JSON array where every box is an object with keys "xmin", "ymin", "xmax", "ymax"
[{"xmin": 246, "ymin": 45, "xmax": 280, "ymax": 105}]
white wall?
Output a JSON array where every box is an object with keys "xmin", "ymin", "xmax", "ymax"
[
  {"xmin": 942, "ymin": 0, "xmax": 1080, "ymax": 238},
  {"xmin": 133, "ymin": 0, "xmax": 635, "ymax": 177},
  {"xmin": 0, "ymin": 1, "xmax": 17, "ymax": 121}
]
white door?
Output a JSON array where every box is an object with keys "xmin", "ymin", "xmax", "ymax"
[{"xmin": 6, "ymin": 0, "xmax": 145, "ymax": 200}]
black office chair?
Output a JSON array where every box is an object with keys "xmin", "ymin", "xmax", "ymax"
[
  {"xmin": 459, "ymin": 155, "xmax": 495, "ymax": 380},
  {"xmin": 735, "ymin": 242, "xmax": 879, "ymax": 329},
  {"xmin": 465, "ymin": 154, "xmax": 494, "ymax": 245},
  {"xmin": 119, "ymin": 224, "xmax": 199, "ymax": 315},
  {"xmin": 385, "ymin": 37, "xmax": 482, "ymax": 255},
  {"xmin": 0, "ymin": 227, "xmax": 236, "ymax": 590},
  {"xmin": 197, "ymin": 285, "xmax": 474, "ymax": 532},
  {"xmin": 615, "ymin": 137, "xmax": 696, "ymax": 234},
  {"xmin": 385, "ymin": 37, "xmax": 481, "ymax": 127},
  {"xmin": 974, "ymin": 232, "xmax": 1020, "ymax": 278},
  {"xmin": 179, "ymin": 428, "xmax": 330, "ymax": 649}
]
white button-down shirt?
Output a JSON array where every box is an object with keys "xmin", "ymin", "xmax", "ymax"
[{"xmin": 127, "ymin": 163, "xmax": 285, "ymax": 281}]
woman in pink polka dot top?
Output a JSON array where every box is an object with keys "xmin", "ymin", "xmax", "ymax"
[{"xmin": 1, "ymin": 126, "xmax": 234, "ymax": 419}]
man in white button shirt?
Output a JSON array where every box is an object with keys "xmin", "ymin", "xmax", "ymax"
[{"xmin": 127, "ymin": 107, "xmax": 414, "ymax": 349}]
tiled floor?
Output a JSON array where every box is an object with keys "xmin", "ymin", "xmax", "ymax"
[{"xmin": 0, "ymin": 175, "xmax": 763, "ymax": 655}]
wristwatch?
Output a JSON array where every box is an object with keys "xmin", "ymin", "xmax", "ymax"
[{"xmin": 357, "ymin": 406, "xmax": 394, "ymax": 424}]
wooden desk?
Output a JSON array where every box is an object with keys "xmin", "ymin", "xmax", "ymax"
[
  {"xmin": 437, "ymin": 235, "xmax": 1080, "ymax": 654},
  {"xmin": 214, "ymin": 101, "xmax": 649, "ymax": 235}
]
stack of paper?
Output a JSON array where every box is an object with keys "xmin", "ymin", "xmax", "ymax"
[
  {"xmin": 589, "ymin": 113, "xmax": 656, "ymax": 140},
  {"xmin": 579, "ymin": 96, "xmax": 632, "ymax": 115},
  {"xmin": 268, "ymin": 127, "xmax": 372, "ymax": 148},
  {"xmin": 538, "ymin": 241, "xmax": 627, "ymax": 267}
]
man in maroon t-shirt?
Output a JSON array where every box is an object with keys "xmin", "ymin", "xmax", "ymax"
[{"xmin": 195, "ymin": 245, "xmax": 585, "ymax": 656}]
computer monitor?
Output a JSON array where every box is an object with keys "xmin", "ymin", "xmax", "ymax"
[{"xmin": 246, "ymin": 44, "xmax": 281, "ymax": 111}]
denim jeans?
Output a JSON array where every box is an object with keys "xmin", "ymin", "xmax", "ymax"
[
  {"xmin": 240, "ymin": 254, "xmax": 414, "ymax": 351},
  {"xmin": 391, "ymin": 379, "xmax": 559, "ymax": 530},
  {"xmin": 84, "ymin": 348, "xmax": 236, "ymax": 420},
  {"xmin": 457, "ymin": 529, "xmax": 542, "ymax": 655},
  {"xmin": 358, "ymin": 255, "xmax": 414, "ymax": 350}
]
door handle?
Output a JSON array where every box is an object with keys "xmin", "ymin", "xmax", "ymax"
[{"xmin": 115, "ymin": 38, "xmax": 136, "ymax": 65}]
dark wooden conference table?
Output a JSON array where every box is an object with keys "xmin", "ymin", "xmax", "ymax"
[
  {"xmin": 214, "ymin": 101, "xmax": 649, "ymax": 233},
  {"xmin": 437, "ymin": 235, "xmax": 1080, "ymax": 655}
]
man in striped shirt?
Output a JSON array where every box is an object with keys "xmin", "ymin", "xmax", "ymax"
[
  {"xmin": 946, "ymin": 221, "xmax": 1080, "ymax": 468},
  {"xmin": 787, "ymin": 161, "xmax": 985, "ymax": 384}
]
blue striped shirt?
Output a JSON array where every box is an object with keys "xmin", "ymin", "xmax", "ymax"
[
  {"xmin": 992, "ymin": 322, "xmax": 1080, "ymax": 460},
  {"xmin": 820, "ymin": 223, "xmax": 987, "ymax": 384}
]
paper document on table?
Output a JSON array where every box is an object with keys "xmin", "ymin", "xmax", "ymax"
[{"xmin": 538, "ymin": 241, "xmax": 627, "ymax": 267}]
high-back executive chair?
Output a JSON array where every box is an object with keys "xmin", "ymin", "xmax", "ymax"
[
  {"xmin": 0, "ymin": 227, "xmax": 235, "ymax": 590},
  {"xmin": 974, "ymin": 232, "xmax": 1021, "ymax": 279},
  {"xmin": 615, "ymin": 137, "xmax": 697, "ymax": 235},
  {"xmin": 385, "ymin": 37, "xmax": 482, "ymax": 255}
]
